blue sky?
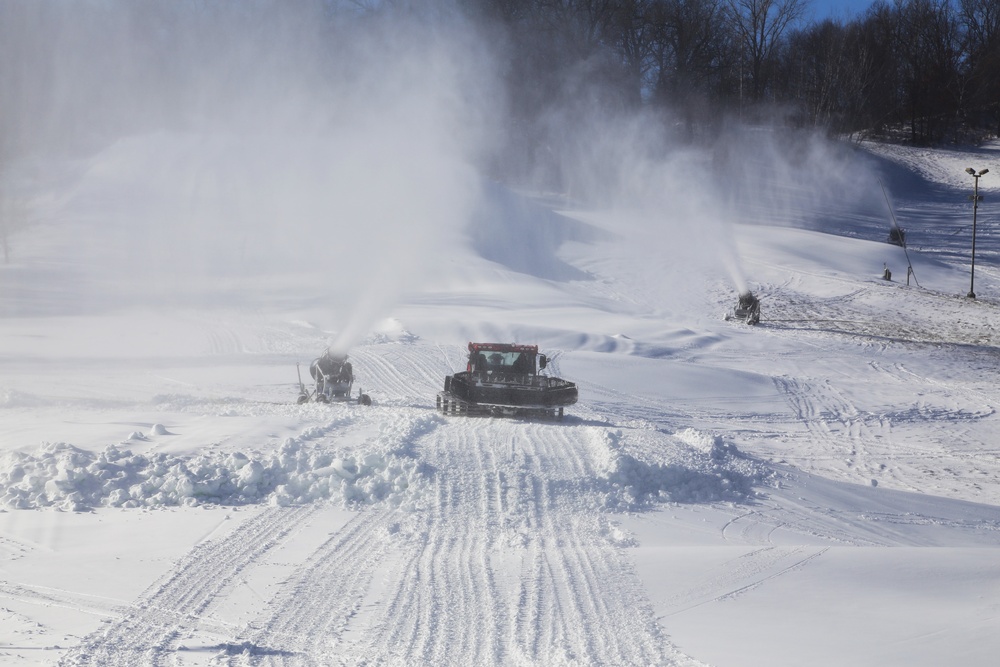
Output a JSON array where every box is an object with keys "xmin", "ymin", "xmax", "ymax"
[{"xmin": 809, "ymin": 0, "xmax": 875, "ymax": 22}]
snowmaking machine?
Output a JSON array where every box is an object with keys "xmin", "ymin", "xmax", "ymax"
[
  {"xmin": 437, "ymin": 342, "xmax": 578, "ymax": 419},
  {"xmin": 297, "ymin": 349, "xmax": 371, "ymax": 405},
  {"xmin": 887, "ymin": 226, "xmax": 906, "ymax": 247},
  {"xmin": 726, "ymin": 291, "xmax": 761, "ymax": 325}
]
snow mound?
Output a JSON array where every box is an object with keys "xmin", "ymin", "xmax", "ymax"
[
  {"xmin": 594, "ymin": 428, "xmax": 771, "ymax": 510},
  {"xmin": 0, "ymin": 415, "xmax": 437, "ymax": 512},
  {"xmin": 674, "ymin": 427, "xmax": 741, "ymax": 461}
]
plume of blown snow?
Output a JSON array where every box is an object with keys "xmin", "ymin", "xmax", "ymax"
[
  {"xmin": 525, "ymin": 90, "xmax": 888, "ymax": 306},
  {"xmin": 3, "ymin": 2, "xmax": 500, "ymax": 344}
]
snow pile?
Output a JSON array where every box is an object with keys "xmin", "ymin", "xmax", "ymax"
[
  {"xmin": 674, "ymin": 427, "xmax": 743, "ymax": 461},
  {"xmin": 0, "ymin": 414, "xmax": 436, "ymax": 512},
  {"xmin": 595, "ymin": 427, "xmax": 770, "ymax": 510}
]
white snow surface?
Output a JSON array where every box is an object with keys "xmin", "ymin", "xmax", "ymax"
[{"xmin": 3, "ymin": 135, "xmax": 1000, "ymax": 666}]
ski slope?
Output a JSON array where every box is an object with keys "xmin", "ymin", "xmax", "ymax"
[{"xmin": 3, "ymin": 133, "xmax": 1000, "ymax": 667}]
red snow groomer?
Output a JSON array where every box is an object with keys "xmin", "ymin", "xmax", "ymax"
[{"xmin": 437, "ymin": 342, "xmax": 578, "ymax": 419}]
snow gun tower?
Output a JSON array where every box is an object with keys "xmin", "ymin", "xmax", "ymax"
[{"xmin": 437, "ymin": 342, "xmax": 578, "ymax": 419}]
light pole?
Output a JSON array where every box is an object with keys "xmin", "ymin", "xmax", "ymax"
[{"xmin": 966, "ymin": 167, "xmax": 989, "ymax": 298}]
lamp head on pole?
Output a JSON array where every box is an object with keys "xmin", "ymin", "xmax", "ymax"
[{"xmin": 965, "ymin": 167, "xmax": 986, "ymax": 300}]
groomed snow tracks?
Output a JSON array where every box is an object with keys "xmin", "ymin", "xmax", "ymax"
[
  {"xmin": 58, "ymin": 504, "xmax": 319, "ymax": 666},
  {"xmin": 63, "ymin": 405, "xmax": 704, "ymax": 666},
  {"xmin": 339, "ymin": 418, "xmax": 674, "ymax": 665}
]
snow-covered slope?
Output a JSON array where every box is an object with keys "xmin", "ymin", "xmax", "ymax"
[{"xmin": 2, "ymin": 133, "xmax": 1000, "ymax": 666}]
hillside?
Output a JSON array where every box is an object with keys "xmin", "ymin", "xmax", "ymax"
[{"xmin": 2, "ymin": 134, "xmax": 1000, "ymax": 666}]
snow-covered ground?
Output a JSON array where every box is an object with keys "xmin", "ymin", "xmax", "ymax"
[{"xmin": 3, "ymin": 130, "xmax": 1000, "ymax": 667}]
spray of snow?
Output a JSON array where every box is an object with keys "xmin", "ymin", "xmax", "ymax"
[
  {"xmin": 4, "ymin": 2, "xmax": 891, "ymax": 327},
  {"xmin": 528, "ymin": 95, "xmax": 888, "ymax": 305},
  {"xmin": 4, "ymin": 2, "xmax": 498, "ymax": 345}
]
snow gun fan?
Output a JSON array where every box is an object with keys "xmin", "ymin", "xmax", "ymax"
[
  {"xmin": 437, "ymin": 342, "xmax": 578, "ymax": 420},
  {"xmin": 297, "ymin": 350, "xmax": 372, "ymax": 405},
  {"xmin": 887, "ymin": 226, "xmax": 906, "ymax": 247},
  {"xmin": 725, "ymin": 290, "xmax": 761, "ymax": 325}
]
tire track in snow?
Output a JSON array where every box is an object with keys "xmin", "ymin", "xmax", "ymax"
[
  {"xmin": 219, "ymin": 505, "xmax": 401, "ymax": 666},
  {"xmin": 774, "ymin": 376, "xmax": 895, "ymax": 485},
  {"xmin": 0, "ymin": 581, "xmax": 123, "ymax": 622},
  {"xmin": 659, "ymin": 546, "xmax": 829, "ymax": 617},
  {"xmin": 749, "ymin": 270, "xmax": 1000, "ymax": 348},
  {"xmin": 67, "ymin": 400, "xmax": 706, "ymax": 665},
  {"xmin": 58, "ymin": 504, "xmax": 318, "ymax": 667},
  {"xmin": 775, "ymin": 368, "xmax": 1000, "ymax": 502},
  {"xmin": 524, "ymin": 426, "xmax": 672, "ymax": 663},
  {"xmin": 212, "ymin": 409, "xmax": 444, "ymax": 666},
  {"xmin": 347, "ymin": 418, "xmax": 691, "ymax": 666},
  {"xmin": 721, "ymin": 509, "xmax": 784, "ymax": 545},
  {"xmin": 350, "ymin": 344, "xmax": 452, "ymax": 406},
  {"xmin": 349, "ymin": 422, "xmax": 510, "ymax": 665}
]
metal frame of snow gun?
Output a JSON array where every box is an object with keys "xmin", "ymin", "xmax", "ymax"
[
  {"xmin": 296, "ymin": 358, "xmax": 371, "ymax": 406},
  {"xmin": 725, "ymin": 291, "xmax": 761, "ymax": 325}
]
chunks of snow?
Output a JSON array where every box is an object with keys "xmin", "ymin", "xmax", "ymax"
[
  {"xmin": 0, "ymin": 415, "xmax": 436, "ymax": 511},
  {"xmin": 0, "ymin": 412, "xmax": 768, "ymax": 516},
  {"xmin": 593, "ymin": 427, "xmax": 771, "ymax": 511}
]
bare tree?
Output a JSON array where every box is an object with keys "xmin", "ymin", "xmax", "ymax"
[
  {"xmin": 780, "ymin": 19, "xmax": 852, "ymax": 128},
  {"xmin": 959, "ymin": 0, "xmax": 1000, "ymax": 48},
  {"xmin": 725, "ymin": 0, "xmax": 807, "ymax": 106},
  {"xmin": 609, "ymin": 0, "xmax": 658, "ymax": 107},
  {"xmin": 894, "ymin": 0, "xmax": 962, "ymax": 142},
  {"xmin": 647, "ymin": 0, "xmax": 728, "ymax": 135},
  {"xmin": 959, "ymin": 0, "xmax": 1000, "ymax": 134}
]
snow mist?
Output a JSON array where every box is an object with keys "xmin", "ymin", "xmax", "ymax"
[
  {"xmin": 2, "ymin": 2, "xmax": 497, "ymax": 346},
  {"xmin": 524, "ymin": 97, "xmax": 888, "ymax": 315}
]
